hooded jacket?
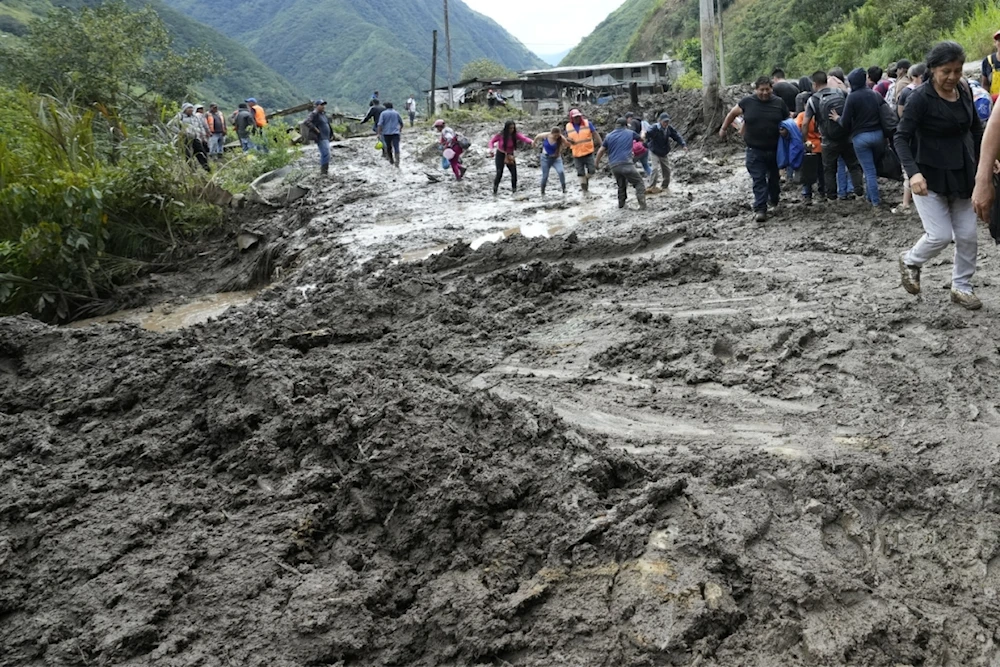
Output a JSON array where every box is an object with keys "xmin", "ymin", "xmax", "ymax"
[
  {"xmin": 838, "ymin": 68, "xmax": 883, "ymax": 137},
  {"xmin": 777, "ymin": 119, "xmax": 805, "ymax": 170}
]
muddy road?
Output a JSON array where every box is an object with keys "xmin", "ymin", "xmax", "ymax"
[{"xmin": 5, "ymin": 112, "xmax": 1000, "ymax": 666}]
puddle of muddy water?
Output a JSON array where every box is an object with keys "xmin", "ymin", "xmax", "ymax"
[
  {"xmin": 402, "ymin": 219, "xmax": 567, "ymax": 262},
  {"xmin": 69, "ymin": 291, "xmax": 258, "ymax": 332}
]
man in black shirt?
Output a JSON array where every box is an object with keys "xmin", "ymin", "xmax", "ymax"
[
  {"xmin": 720, "ymin": 76, "xmax": 790, "ymax": 221},
  {"xmin": 771, "ymin": 68, "xmax": 799, "ymax": 116}
]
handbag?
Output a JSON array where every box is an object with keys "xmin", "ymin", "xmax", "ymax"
[
  {"xmin": 504, "ymin": 153, "xmax": 516, "ymax": 166},
  {"xmin": 799, "ymin": 153, "xmax": 820, "ymax": 185},
  {"xmin": 876, "ymin": 142, "xmax": 903, "ymax": 181}
]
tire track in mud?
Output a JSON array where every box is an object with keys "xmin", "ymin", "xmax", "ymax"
[{"xmin": 6, "ymin": 127, "xmax": 1000, "ymax": 665}]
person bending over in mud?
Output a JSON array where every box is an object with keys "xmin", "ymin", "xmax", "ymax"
[
  {"xmin": 897, "ymin": 41, "xmax": 984, "ymax": 310},
  {"xmin": 433, "ymin": 119, "xmax": 466, "ymax": 181},
  {"xmin": 488, "ymin": 121, "xmax": 533, "ymax": 195},
  {"xmin": 532, "ymin": 127, "xmax": 571, "ymax": 195}
]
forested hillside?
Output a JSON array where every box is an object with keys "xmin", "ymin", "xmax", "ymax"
[
  {"xmin": 159, "ymin": 0, "xmax": 547, "ymax": 111},
  {"xmin": 563, "ymin": 0, "xmax": 999, "ymax": 84},
  {"xmin": 0, "ymin": 0, "xmax": 303, "ymax": 108}
]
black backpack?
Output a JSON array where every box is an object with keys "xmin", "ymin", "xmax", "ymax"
[{"xmin": 816, "ymin": 90, "xmax": 848, "ymax": 142}]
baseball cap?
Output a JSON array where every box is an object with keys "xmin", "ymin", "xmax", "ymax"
[
  {"xmin": 994, "ymin": 29, "xmax": 1000, "ymax": 39},
  {"xmin": 615, "ymin": 117, "xmax": 627, "ymax": 126},
  {"xmin": 433, "ymin": 119, "xmax": 445, "ymax": 127},
  {"xmin": 658, "ymin": 112, "xmax": 671, "ymax": 122},
  {"xmin": 245, "ymin": 98, "xmax": 257, "ymax": 103},
  {"xmin": 569, "ymin": 108, "xmax": 582, "ymax": 117},
  {"xmin": 315, "ymin": 99, "xmax": 327, "ymax": 105}
]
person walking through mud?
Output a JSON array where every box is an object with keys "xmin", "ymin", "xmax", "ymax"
[
  {"xmin": 363, "ymin": 100, "xmax": 387, "ymax": 159},
  {"xmin": 803, "ymin": 71, "xmax": 864, "ymax": 202},
  {"xmin": 532, "ymin": 127, "xmax": 571, "ymax": 195},
  {"xmin": 304, "ymin": 100, "xmax": 333, "ymax": 175},
  {"xmin": 488, "ymin": 121, "xmax": 534, "ymax": 195},
  {"xmin": 377, "ymin": 102, "xmax": 404, "ymax": 168},
  {"xmin": 405, "ymin": 95, "xmax": 417, "ymax": 127},
  {"xmin": 644, "ymin": 112, "xmax": 687, "ymax": 192},
  {"xmin": 433, "ymin": 119, "xmax": 466, "ymax": 181},
  {"xmin": 896, "ymin": 41, "xmax": 985, "ymax": 310},
  {"xmin": 596, "ymin": 118, "xmax": 647, "ymax": 210},
  {"xmin": 564, "ymin": 109, "xmax": 602, "ymax": 193},
  {"xmin": 828, "ymin": 67, "xmax": 886, "ymax": 208},
  {"xmin": 720, "ymin": 76, "xmax": 790, "ymax": 222}
]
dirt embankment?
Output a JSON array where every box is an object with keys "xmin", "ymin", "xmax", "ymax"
[{"xmin": 4, "ymin": 111, "xmax": 1000, "ymax": 666}]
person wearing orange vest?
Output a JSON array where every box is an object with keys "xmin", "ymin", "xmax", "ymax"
[
  {"xmin": 245, "ymin": 98, "xmax": 267, "ymax": 131},
  {"xmin": 563, "ymin": 109, "xmax": 602, "ymax": 193},
  {"xmin": 205, "ymin": 103, "xmax": 227, "ymax": 157}
]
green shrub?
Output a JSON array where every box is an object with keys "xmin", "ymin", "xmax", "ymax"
[
  {"xmin": 673, "ymin": 69, "xmax": 703, "ymax": 90},
  {"xmin": 949, "ymin": 1, "xmax": 1000, "ymax": 62}
]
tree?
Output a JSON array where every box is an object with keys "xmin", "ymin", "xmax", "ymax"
[
  {"xmin": 0, "ymin": 1, "xmax": 216, "ymax": 119},
  {"xmin": 459, "ymin": 58, "xmax": 516, "ymax": 81}
]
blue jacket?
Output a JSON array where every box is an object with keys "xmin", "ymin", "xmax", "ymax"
[{"xmin": 777, "ymin": 119, "xmax": 804, "ymax": 170}]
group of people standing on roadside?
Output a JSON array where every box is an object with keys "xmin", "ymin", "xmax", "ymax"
[
  {"xmin": 722, "ymin": 40, "xmax": 996, "ymax": 311},
  {"xmin": 171, "ymin": 98, "xmax": 269, "ymax": 170}
]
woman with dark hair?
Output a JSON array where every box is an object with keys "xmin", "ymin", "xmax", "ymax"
[
  {"xmin": 488, "ymin": 120, "xmax": 533, "ymax": 195},
  {"xmin": 896, "ymin": 41, "xmax": 985, "ymax": 310},
  {"xmin": 532, "ymin": 127, "xmax": 571, "ymax": 195}
]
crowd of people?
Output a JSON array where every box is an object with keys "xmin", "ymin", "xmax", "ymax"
[
  {"xmin": 721, "ymin": 38, "xmax": 1000, "ymax": 310},
  {"xmin": 170, "ymin": 98, "xmax": 270, "ymax": 170}
]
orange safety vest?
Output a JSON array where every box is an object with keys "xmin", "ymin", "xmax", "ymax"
[
  {"xmin": 565, "ymin": 120, "xmax": 595, "ymax": 158},
  {"xmin": 252, "ymin": 104, "xmax": 268, "ymax": 128},
  {"xmin": 206, "ymin": 111, "xmax": 226, "ymax": 134}
]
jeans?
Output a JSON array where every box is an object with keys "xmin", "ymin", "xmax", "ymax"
[
  {"xmin": 636, "ymin": 152, "xmax": 652, "ymax": 177},
  {"xmin": 822, "ymin": 141, "xmax": 862, "ymax": 199},
  {"xmin": 383, "ymin": 134, "xmax": 400, "ymax": 165},
  {"xmin": 745, "ymin": 147, "xmax": 780, "ymax": 212},
  {"xmin": 239, "ymin": 137, "xmax": 254, "ymax": 152},
  {"xmin": 494, "ymin": 151, "xmax": 517, "ymax": 191},
  {"xmin": 837, "ymin": 158, "xmax": 852, "ymax": 197},
  {"xmin": 317, "ymin": 138, "xmax": 330, "ymax": 167},
  {"xmin": 209, "ymin": 134, "xmax": 225, "ymax": 155},
  {"xmin": 650, "ymin": 154, "xmax": 671, "ymax": 189},
  {"xmin": 610, "ymin": 162, "xmax": 646, "ymax": 208},
  {"xmin": 905, "ymin": 192, "xmax": 977, "ymax": 291},
  {"xmin": 800, "ymin": 154, "xmax": 825, "ymax": 198},
  {"xmin": 852, "ymin": 129, "xmax": 884, "ymax": 205},
  {"xmin": 573, "ymin": 154, "xmax": 595, "ymax": 176},
  {"xmin": 540, "ymin": 153, "xmax": 565, "ymax": 192},
  {"xmin": 408, "ymin": 111, "xmax": 416, "ymax": 127}
]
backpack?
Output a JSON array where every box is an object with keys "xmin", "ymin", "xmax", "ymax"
[
  {"xmin": 456, "ymin": 133, "xmax": 471, "ymax": 150},
  {"xmin": 816, "ymin": 90, "xmax": 848, "ymax": 142},
  {"xmin": 972, "ymin": 84, "xmax": 993, "ymax": 121},
  {"xmin": 878, "ymin": 97, "xmax": 898, "ymax": 137}
]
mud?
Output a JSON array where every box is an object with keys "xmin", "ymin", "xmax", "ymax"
[{"xmin": 4, "ymin": 112, "xmax": 1000, "ymax": 666}]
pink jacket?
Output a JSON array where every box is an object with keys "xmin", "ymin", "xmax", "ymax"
[
  {"xmin": 489, "ymin": 132, "xmax": 532, "ymax": 154},
  {"xmin": 632, "ymin": 140, "xmax": 648, "ymax": 158}
]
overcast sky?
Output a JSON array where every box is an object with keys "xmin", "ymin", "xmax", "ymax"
[{"xmin": 463, "ymin": 0, "xmax": 628, "ymax": 58}]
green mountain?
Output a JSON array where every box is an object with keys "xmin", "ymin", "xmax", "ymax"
[
  {"xmin": 560, "ymin": 0, "xmax": 992, "ymax": 85},
  {"xmin": 157, "ymin": 0, "xmax": 547, "ymax": 112},
  {"xmin": 0, "ymin": 0, "xmax": 304, "ymax": 109}
]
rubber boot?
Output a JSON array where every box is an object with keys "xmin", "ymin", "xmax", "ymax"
[
  {"xmin": 320, "ymin": 163, "xmax": 329, "ymax": 176},
  {"xmin": 579, "ymin": 176, "xmax": 589, "ymax": 193}
]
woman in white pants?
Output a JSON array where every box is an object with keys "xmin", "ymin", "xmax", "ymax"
[{"xmin": 896, "ymin": 41, "xmax": 985, "ymax": 310}]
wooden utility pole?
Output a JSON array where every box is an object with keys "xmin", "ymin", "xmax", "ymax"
[
  {"xmin": 444, "ymin": 0, "xmax": 454, "ymax": 109},
  {"xmin": 431, "ymin": 30, "xmax": 438, "ymax": 115},
  {"xmin": 717, "ymin": 0, "xmax": 726, "ymax": 87},
  {"xmin": 699, "ymin": 0, "xmax": 722, "ymax": 123}
]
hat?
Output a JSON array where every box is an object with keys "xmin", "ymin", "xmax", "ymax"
[
  {"xmin": 615, "ymin": 117, "xmax": 627, "ymax": 127},
  {"xmin": 625, "ymin": 111, "xmax": 634, "ymax": 118},
  {"xmin": 181, "ymin": 102, "xmax": 194, "ymax": 111},
  {"xmin": 994, "ymin": 29, "xmax": 1000, "ymax": 39},
  {"xmin": 245, "ymin": 98, "xmax": 257, "ymax": 104},
  {"xmin": 315, "ymin": 99, "xmax": 327, "ymax": 106},
  {"xmin": 209, "ymin": 103, "xmax": 218, "ymax": 108},
  {"xmin": 569, "ymin": 108, "xmax": 582, "ymax": 118},
  {"xmin": 658, "ymin": 112, "xmax": 671, "ymax": 122},
  {"xmin": 195, "ymin": 104, "xmax": 204, "ymax": 110},
  {"xmin": 433, "ymin": 119, "xmax": 445, "ymax": 128}
]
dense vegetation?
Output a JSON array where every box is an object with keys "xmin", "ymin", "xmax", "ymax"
[
  {"xmin": 0, "ymin": 2, "xmax": 297, "ymax": 321},
  {"xmin": 158, "ymin": 0, "xmax": 547, "ymax": 112},
  {"xmin": 564, "ymin": 0, "xmax": 1000, "ymax": 84},
  {"xmin": 0, "ymin": 0, "xmax": 304, "ymax": 109}
]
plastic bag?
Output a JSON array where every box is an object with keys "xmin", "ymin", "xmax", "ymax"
[{"xmin": 375, "ymin": 140, "xmax": 384, "ymax": 150}]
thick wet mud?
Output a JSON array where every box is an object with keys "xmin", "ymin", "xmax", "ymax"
[{"xmin": 5, "ymin": 110, "xmax": 1000, "ymax": 666}]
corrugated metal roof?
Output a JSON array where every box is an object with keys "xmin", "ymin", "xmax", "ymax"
[{"xmin": 521, "ymin": 60, "xmax": 673, "ymax": 75}]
